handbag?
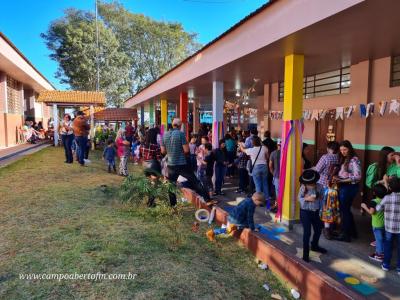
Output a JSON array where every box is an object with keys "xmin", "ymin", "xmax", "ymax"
[{"xmin": 246, "ymin": 146, "xmax": 262, "ymax": 175}]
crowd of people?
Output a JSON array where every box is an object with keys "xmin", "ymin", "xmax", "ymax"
[{"xmin": 57, "ymin": 115, "xmax": 400, "ymax": 272}]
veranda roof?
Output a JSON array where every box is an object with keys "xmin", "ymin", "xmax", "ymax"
[
  {"xmin": 93, "ymin": 108, "xmax": 138, "ymax": 121},
  {"xmin": 37, "ymin": 90, "xmax": 105, "ymax": 106}
]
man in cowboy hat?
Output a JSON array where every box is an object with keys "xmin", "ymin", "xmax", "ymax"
[{"xmin": 298, "ymin": 169, "xmax": 328, "ymax": 262}]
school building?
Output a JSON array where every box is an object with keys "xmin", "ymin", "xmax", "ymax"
[
  {"xmin": 0, "ymin": 32, "xmax": 54, "ymax": 149},
  {"xmin": 125, "ymin": 0, "xmax": 400, "ymax": 223}
]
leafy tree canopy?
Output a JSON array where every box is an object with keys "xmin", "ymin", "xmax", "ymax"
[{"xmin": 42, "ymin": 2, "xmax": 201, "ymax": 107}]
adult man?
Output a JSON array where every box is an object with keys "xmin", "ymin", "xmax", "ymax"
[
  {"xmin": 245, "ymin": 128, "xmax": 258, "ymax": 148},
  {"xmin": 262, "ymin": 131, "xmax": 277, "ymax": 154},
  {"xmin": 161, "ymin": 118, "xmax": 211, "ymax": 206},
  {"xmin": 73, "ymin": 111, "xmax": 90, "ymax": 166},
  {"xmin": 269, "ymin": 139, "xmax": 281, "ymax": 200}
]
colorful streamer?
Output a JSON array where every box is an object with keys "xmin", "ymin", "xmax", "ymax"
[
  {"xmin": 212, "ymin": 121, "xmax": 224, "ymax": 149},
  {"xmin": 275, "ymin": 119, "xmax": 304, "ymax": 221}
]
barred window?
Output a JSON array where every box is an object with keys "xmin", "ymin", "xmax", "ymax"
[
  {"xmin": 391, "ymin": 56, "xmax": 400, "ymax": 87},
  {"xmin": 7, "ymin": 76, "xmax": 21, "ymax": 114},
  {"xmin": 278, "ymin": 66, "xmax": 350, "ymax": 101}
]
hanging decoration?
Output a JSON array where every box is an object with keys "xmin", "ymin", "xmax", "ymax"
[
  {"xmin": 379, "ymin": 101, "xmax": 387, "ymax": 116},
  {"xmin": 335, "ymin": 107, "xmax": 344, "ymax": 120},
  {"xmin": 366, "ymin": 103, "xmax": 374, "ymax": 118},
  {"xmin": 359, "ymin": 104, "xmax": 367, "ymax": 118},
  {"xmin": 389, "ymin": 99, "xmax": 400, "ymax": 115},
  {"xmin": 311, "ymin": 109, "xmax": 320, "ymax": 121},
  {"xmin": 345, "ymin": 105, "xmax": 356, "ymax": 119}
]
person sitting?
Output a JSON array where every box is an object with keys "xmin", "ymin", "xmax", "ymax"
[
  {"xmin": 227, "ymin": 192, "xmax": 265, "ymax": 231},
  {"xmin": 298, "ymin": 169, "xmax": 327, "ymax": 262}
]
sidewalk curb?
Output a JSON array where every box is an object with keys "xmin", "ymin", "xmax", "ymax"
[
  {"xmin": 182, "ymin": 188, "xmax": 363, "ymax": 300},
  {"xmin": 0, "ymin": 142, "xmax": 50, "ymax": 162}
]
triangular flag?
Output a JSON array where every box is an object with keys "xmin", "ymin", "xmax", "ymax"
[
  {"xmin": 319, "ymin": 110, "xmax": 328, "ymax": 120},
  {"xmin": 389, "ymin": 99, "xmax": 399, "ymax": 115},
  {"xmin": 360, "ymin": 104, "xmax": 367, "ymax": 118},
  {"xmin": 311, "ymin": 109, "xmax": 319, "ymax": 121},
  {"xmin": 345, "ymin": 105, "xmax": 355, "ymax": 119},
  {"xmin": 336, "ymin": 107, "xmax": 344, "ymax": 120},
  {"xmin": 379, "ymin": 101, "xmax": 387, "ymax": 116},
  {"xmin": 366, "ymin": 103, "xmax": 374, "ymax": 118}
]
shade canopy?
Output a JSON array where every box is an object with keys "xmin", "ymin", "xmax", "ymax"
[
  {"xmin": 37, "ymin": 90, "xmax": 105, "ymax": 106},
  {"xmin": 93, "ymin": 108, "xmax": 138, "ymax": 121}
]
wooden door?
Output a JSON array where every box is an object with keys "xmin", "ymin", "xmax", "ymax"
[{"xmin": 315, "ymin": 111, "xmax": 344, "ymax": 162}]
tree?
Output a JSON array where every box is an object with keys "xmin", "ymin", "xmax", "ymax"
[
  {"xmin": 98, "ymin": 1, "xmax": 202, "ymax": 93},
  {"xmin": 41, "ymin": 9, "xmax": 131, "ymax": 107}
]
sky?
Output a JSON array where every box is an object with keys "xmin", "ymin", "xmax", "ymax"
[{"xmin": 0, "ymin": 0, "xmax": 267, "ymax": 90}]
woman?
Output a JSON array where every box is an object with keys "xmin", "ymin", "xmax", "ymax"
[
  {"xmin": 240, "ymin": 136, "xmax": 270, "ymax": 207},
  {"xmin": 115, "ymin": 129, "xmax": 130, "ymax": 176},
  {"xmin": 224, "ymin": 133, "xmax": 236, "ymax": 177},
  {"xmin": 333, "ymin": 140, "xmax": 361, "ymax": 242},
  {"xmin": 59, "ymin": 114, "xmax": 74, "ymax": 163},
  {"xmin": 140, "ymin": 126, "xmax": 161, "ymax": 169},
  {"xmin": 366, "ymin": 146, "xmax": 399, "ymax": 189}
]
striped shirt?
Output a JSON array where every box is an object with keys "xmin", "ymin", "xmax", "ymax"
[{"xmin": 162, "ymin": 129, "xmax": 187, "ymax": 166}]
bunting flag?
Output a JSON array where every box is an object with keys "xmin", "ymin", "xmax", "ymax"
[
  {"xmin": 212, "ymin": 121, "xmax": 224, "ymax": 149},
  {"xmin": 336, "ymin": 107, "xmax": 344, "ymax": 120},
  {"xmin": 311, "ymin": 109, "xmax": 320, "ymax": 121},
  {"xmin": 379, "ymin": 101, "xmax": 387, "ymax": 116},
  {"xmin": 319, "ymin": 110, "xmax": 328, "ymax": 119},
  {"xmin": 360, "ymin": 104, "xmax": 367, "ymax": 118},
  {"xmin": 345, "ymin": 105, "xmax": 355, "ymax": 119},
  {"xmin": 275, "ymin": 119, "xmax": 304, "ymax": 221},
  {"xmin": 366, "ymin": 103, "xmax": 374, "ymax": 118},
  {"xmin": 389, "ymin": 99, "xmax": 400, "ymax": 115}
]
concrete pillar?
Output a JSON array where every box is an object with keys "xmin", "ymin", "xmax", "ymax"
[
  {"xmin": 149, "ymin": 99, "xmax": 154, "ymax": 125},
  {"xmin": 140, "ymin": 105, "xmax": 145, "ymax": 126},
  {"xmin": 212, "ymin": 81, "xmax": 224, "ymax": 149},
  {"xmin": 0, "ymin": 72, "xmax": 7, "ymax": 147},
  {"xmin": 160, "ymin": 98, "xmax": 168, "ymax": 134},
  {"xmin": 263, "ymin": 83, "xmax": 271, "ymax": 132},
  {"xmin": 192, "ymin": 99, "xmax": 200, "ymax": 133},
  {"xmin": 279, "ymin": 54, "xmax": 304, "ymax": 224},
  {"xmin": 53, "ymin": 104, "xmax": 58, "ymax": 147},
  {"xmin": 180, "ymin": 92, "xmax": 188, "ymax": 139}
]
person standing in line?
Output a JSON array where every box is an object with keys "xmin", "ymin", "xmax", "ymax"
[
  {"xmin": 72, "ymin": 111, "xmax": 90, "ymax": 166},
  {"xmin": 59, "ymin": 113, "xmax": 74, "ymax": 164}
]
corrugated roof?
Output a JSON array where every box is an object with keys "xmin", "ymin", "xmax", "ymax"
[
  {"xmin": 125, "ymin": 0, "xmax": 278, "ymax": 103},
  {"xmin": 37, "ymin": 90, "xmax": 106, "ymax": 105},
  {"xmin": 94, "ymin": 108, "xmax": 138, "ymax": 121}
]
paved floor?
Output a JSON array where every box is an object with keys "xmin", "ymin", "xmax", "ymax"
[
  {"xmin": 211, "ymin": 179, "xmax": 400, "ymax": 300},
  {"xmin": 0, "ymin": 142, "xmax": 51, "ymax": 167}
]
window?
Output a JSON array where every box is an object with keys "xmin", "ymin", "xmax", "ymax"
[
  {"xmin": 391, "ymin": 56, "xmax": 400, "ymax": 87},
  {"xmin": 278, "ymin": 66, "xmax": 350, "ymax": 101},
  {"xmin": 7, "ymin": 76, "xmax": 21, "ymax": 114}
]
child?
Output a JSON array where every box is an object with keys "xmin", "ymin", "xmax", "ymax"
[
  {"xmin": 131, "ymin": 135, "xmax": 140, "ymax": 165},
  {"xmin": 227, "ymin": 192, "xmax": 265, "ymax": 231},
  {"xmin": 376, "ymin": 177, "xmax": 400, "ymax": 273},
  {"xmin": 196, "ymin": 136, "xmax": 209, "ymax": 178},
  {"xmin": 235, "ymin": 148, "xmax": 249, "ymax": 194},
  {"xmin": 361, "ymin": 184, "xmax": 387, "ymax": 262},
  {"xmin": 116, "ymin": 129, "xmax": 130, "ymax": 176},
  {"xmin": 298, "ymin": 169, "xmax": 327, "ymax": 262},
  {"xmin": 103, "ymin": 140, "xmax": 117, "ymax": 173},
  {"xmin": 189, "ymin": 137, "xmax": 197, "ymax": 172},
  {"xmin": 213, "ymin": 139, "xmax": 229, "ymax": 196},
  {"xmin": 144, "ymin": 159, "xmax": 162, "ymax": 207},
  {"xmin": 201, "ymin": 143, "xmax": 215, "ymax": 199}
]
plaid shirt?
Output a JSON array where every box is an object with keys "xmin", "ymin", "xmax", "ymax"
[
  {"xmin": 377, "ymin": 192, "xmax": 400, "ymax": 233},
  {"xmin": 140, "ymin": 143, "xmax": 161, "ymax": 161},
  {"xmin": 315, "ymin": 153, "xmax": 339, "ymax": 187},
  {"xmin": 235, "ymin": 152, "xmax": 249, "ymax": 169}
]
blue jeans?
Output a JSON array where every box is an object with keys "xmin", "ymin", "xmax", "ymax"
[
  {"xmin": 252, "ymin": 164, "xmax": 270, "ymax": 200},
  {"xmin": 338, "ymin": 183, "xmax": 359, "ymax": 239},
  {"xmin": 190, "ymin": 154, "xmax": 197, "ymax": 173},
  {"xmin": 300, "ymin": 209, "xmax": 323, "ymax": 259},
  {"xmin": 214, "ymin": 164, "xmax": 226, "ymax": 193},
  {"xmin": 383, "ymin": 231, "xmax": 400, "ymax": 270},
  {"xmin": 273, "ymin": 177, "xmax": 280, "ymax": 199},
  {"xmin": 61, "ymin": 134, "xmax": 74, "ymax": 163},
  {"xmin": 373, "ymin": 227, "xmax": 385, "ymax": 255},
  {"xmin": 75, "ymin": 136, "xmax": 88, "ymax": 165}
]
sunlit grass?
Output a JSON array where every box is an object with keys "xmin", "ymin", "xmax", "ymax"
[{"xmin": 0, "ymin": 147, "xmax": 289, "ymax": 299}]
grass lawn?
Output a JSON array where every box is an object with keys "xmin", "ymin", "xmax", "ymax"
[{"xmin": 0, "ymin": 147, "xmax": 290, "ymax": 299}]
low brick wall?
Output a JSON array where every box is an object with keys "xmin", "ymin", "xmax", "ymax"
[{"xmin": 182, "ymin": 188, "xmax": 363, "ymax": 300}]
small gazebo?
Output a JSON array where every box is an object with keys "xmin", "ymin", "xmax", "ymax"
[
  {"xmin": 37, "ymin": 91, "xmax": 106, "ymax": 146},
  {"xmin": 93, "ymin": 108, "xmax": 138, "ymax": 123}
]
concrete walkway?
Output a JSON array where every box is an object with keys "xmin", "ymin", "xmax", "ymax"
[
  {"xmin": 0, "ymin": 142, "xmax": 51, "ymax": 167},
  {"xmin": 212, "ymin": 179, "xmax": 399, "ymax": 300}
]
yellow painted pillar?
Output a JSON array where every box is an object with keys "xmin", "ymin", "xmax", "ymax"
[
  {"xmin": 160, "ymin": 98, "xmax": 168, "ymax": 134},
  {"xmin": 282, "ymin": 54, "xmax": 304, "ymax": 224}
]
